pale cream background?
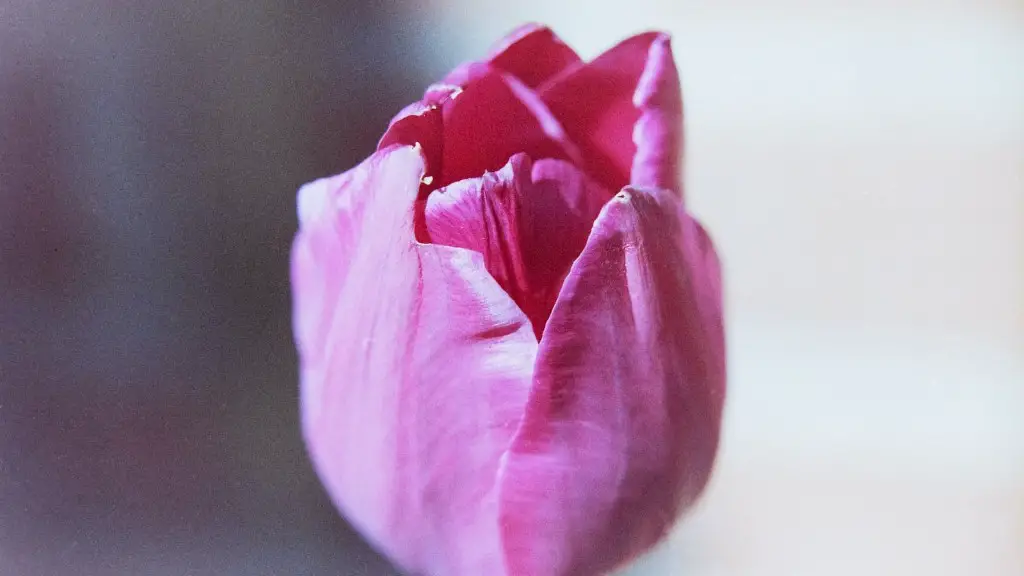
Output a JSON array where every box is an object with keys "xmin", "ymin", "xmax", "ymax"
[{"xmin": 424, "ymin": 1, "xmax": 1024, "ymax": 573}]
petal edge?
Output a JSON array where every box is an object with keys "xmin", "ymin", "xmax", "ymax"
[{"xmin": 498, "ymin": 186, "xmax": 725, "ymax": 576}]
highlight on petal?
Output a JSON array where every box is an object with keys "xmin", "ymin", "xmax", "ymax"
[
  {"xmin": 445, "ymin": 23, "xmax": 582, "ymax": 89},
  {"xmin": 424, "ymin": 154, "xmax": 610, "ymax": 338},
  {"xmin": 293, "ymin": 144, "xmax": 539, "ymax": 575},
  {"xmin": 497, "ymin": 186, "xmax": 726, "ymax": 576}
]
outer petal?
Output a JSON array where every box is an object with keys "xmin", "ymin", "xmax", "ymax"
[
  {"xmin": 540, "ymin": 32, "xmax": 684, "ymax": 195},
  {"xmin": 445, "ymin": 23, "xmax": 582, "ymax": 89},
  {"xmin": 424, "ymin": 154, "xmax": 610, "ymax": 338},
  {"xmin": 293, "ymin": 145, "xmax": 538, "ymax": 575},
  {"xmin": 497, "ymin": 187, "xmax": 725, "ymax": 576}
]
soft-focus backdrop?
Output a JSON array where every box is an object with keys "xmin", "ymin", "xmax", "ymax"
[{"xmin": 2, "ymin": 1, "xmax": 1021, "ymax": 575}]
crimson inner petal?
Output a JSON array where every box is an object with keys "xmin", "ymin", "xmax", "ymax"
[
  {"xmin": 436, "ymin": 72, "xmax": 578, "ymax": 189},
  {"xmin": 424, "ymin": 154, "xmax": 610, "ymax": 338},
  {"xmin": 539, "ymin": 32, "xmax": 661, "ymax": 194},
  {"xmin": 378, "ymin": 68, "xmax": 580, "ymax": 192}
]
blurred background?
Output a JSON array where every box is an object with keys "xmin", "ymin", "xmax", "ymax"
[{"xmin": 1, "ymin": 1, "xmax": 1021, "ymax": 575}]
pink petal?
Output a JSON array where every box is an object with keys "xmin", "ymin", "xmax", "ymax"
[
  {"xmin": 379, "ymin": 71, "xmax": 580, "ymax": 190},
  {"xmin": 631, "ymin": 35, "xmax": 684, "ymax": 194},
  {"xmin": 444, "ymin": 23, "xmax": 582, "ymax": 89},
  {"xmin": 424, "ymin": 154, "xmax": 610, "ymax": 338},
  {"xmin": 497, "ymin": 186, "xmax": 726, "ymax": 576},
  {"xmin": 293, "ymin": 145, "xmax": 538, "ymax": 575},
  {"xmin": 540, "ymin": 32, "xmax": 684, "ymax": 195}
]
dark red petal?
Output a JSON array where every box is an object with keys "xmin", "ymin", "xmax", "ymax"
[
  {"xmin": 424, "ymin": 154, "xmax": 609, "ymax": 338},
  {"xmin": 377, "ymin": 85, "xmax": 463, "ymax": 178},
  {"xmin": 378, "ymin": 71, "xmax": 580, "ymax": 190},
  {"xmin": 539, "ymin": 32, "xmax": 660, "ymax": 192},
  {"xmin": 540, "ymin": 32, "xmax": 685, "ymax": 196},
  {"xmin": 497, "ymin": 186, "xmax": 726, "ymax": 576},
  {"xmin": 379, "ymin": 25, "xmax": 586, "ymax": 190},
  {"xmin": 434, "ymin": 71, "xmax": 580, "ymax": 188},
  {"xmin": 445, "ymin": 23, "xmax": 582, "ymax": 89}
]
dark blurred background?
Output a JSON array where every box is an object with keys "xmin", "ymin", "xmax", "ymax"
[{"xmin": 0, "ymin": 2, "xmax": 457, "ymax": 574}]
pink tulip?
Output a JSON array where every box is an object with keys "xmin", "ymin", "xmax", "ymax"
[{"xmin": 292, "ymin": 24, "xmax": 725, "ymax": 576}]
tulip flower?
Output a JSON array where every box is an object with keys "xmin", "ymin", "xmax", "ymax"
[{"xmin": 292, "ymin": 24, "xmax": 725, "ymax": 576}]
